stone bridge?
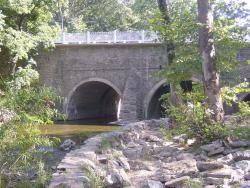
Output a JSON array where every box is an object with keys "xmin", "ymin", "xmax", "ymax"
[
  {"xmin": 37, "ymin": 32, "xmax": 250, "ymax": 122},
  {"xmin": 37, "ymin": 42, "xmax": 170, "ymax": 122}
]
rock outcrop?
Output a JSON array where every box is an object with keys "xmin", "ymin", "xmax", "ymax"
[{"xmin": 49, "ymin": 118, "xmax": 250, "ymax": 188}]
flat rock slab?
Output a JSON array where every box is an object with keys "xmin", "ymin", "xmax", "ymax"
[
  {"xmin": 162, "ymin": 159, "xmax": 198, "ymax": 176},
  {"xmin": 203, "ymin": 169, "xmax": 233, "ymax": 179},
  {"xmin": 197, "ymin": 161, "xmax": 224, "ymax": 172}
]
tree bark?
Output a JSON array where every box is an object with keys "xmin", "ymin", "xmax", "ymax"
[
  {"xmin": 157, "ymin": 0, "xmax": 181, "ymax": 106},
  {"xmin": 197, "ymin": 0, "xmax": 224, "ymax": 122}
]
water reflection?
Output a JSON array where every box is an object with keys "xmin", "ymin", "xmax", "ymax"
[{"xmin": 41, "ymin": 118, "xmax": 120, "ymax": 136}]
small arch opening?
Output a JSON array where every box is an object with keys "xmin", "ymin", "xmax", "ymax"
[
  {"xmin": 243, "ymin": 94, "xmax": 250, "ymax": 106},
  {"xmin": 67, "ymin": 81, "xmax": 120, "ymax": 122},
  {"xmin": 147, "ymin": 84, "xmax": 170, "ymax": 119}
]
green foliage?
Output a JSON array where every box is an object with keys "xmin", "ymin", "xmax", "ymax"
[
  {"xmin": 54, "ymin": 0, "xmax": 159, "ymax": 32},
  {"xmin": 151, "ymin": 0, "xmax": 249, "ymax": 84},
  {"xmin": 56, "ymin": 0, "xmax": 138, "ymax": 32},
  {"xmin": 1, "ymin": 65, "xmax": 63, "ymax": 124},
  {"xmin": 183, "ymin": 179, "xmax": 204, "ymax": 188},
  {"xmin": 0, "ymin": 0, "xmax": 59, "ymax": 74},
  {"xmin": 238, "ymin": 102, "xmax": 250, "ymax": 119},
  {"xmin": 152, "ymin": 0, "xmax": 250, "ymax": 143},
  {"xmin": 166, "ymin": 102, "xmax": 226, "ymax": 143},
  {"xmin": 222, "ymin": 82, "xmax": 250, "ymax": 120},
  {"xmin": 83, "ymin": 167, "xmax": 103, "ymax": 188},
  {"xmin": 150, "ymin": 0, "xmax": 200, "ymax": 83},
  {"xmin": 101, "ymin": 137, "xmax": 116, "ymax": 150},
  {"xmin": 161, "ymin": 82, "xmax": 250, "ymax": 143},
  {"xmin": 0, "ymin": 65, "xmax": 62, "ymax": 186},
  {"xmin": 129, "ymin": 0, "xmax": 158, "ymax": 30}
]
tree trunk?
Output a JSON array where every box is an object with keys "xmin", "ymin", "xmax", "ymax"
[
  {"xmin": 197, "ymin": 0, "xmax": 224, "ymax": 122},
  {"xmin": 157, "ymin": 0, "xmax": 181, "ymax": 106}
]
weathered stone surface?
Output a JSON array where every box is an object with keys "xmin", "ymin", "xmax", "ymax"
[
  {"xmin": 200, "ymin": 141, "xmax": 223, "ymax": 152},
  {"xmin": 97, "ymin": 154, "xmax": 108, "ymax": 164},
  {"xmin": 217, "ymin": 154, "xmax": 234, "ymax": 164},
  {"xmin": 49, "ymin": 173, "xmax": 92, "ymax": 188},
  {"xmin": 48, "ymin": 120, "xmax": 250, "ymax": 188},
  {"xmin": 203, "ymin": 169, "xmax": 233, "ymax": 179},
  {"xmin": 37, "ymin": 43, "xmax": 171, "ymax": 121},
  {"xmin": 162, "ymin": 159, "xmax": 198, "ymax": 177},
  {"xmin": 146, "ymin": 180, "xmax": 164, "ymax": 188},
  {"xmin": 173, "ymin": 134, "xmax": 188, "ymax": 143},
  {"xmin": 114, "ymin": 168, "xmax": 130, "ymax": 185},
  {"xmin": 197, "ymin": 161, "xmax": 224, "ymax": 172},
  {"xmin": 176, "ymin": 153, "xmax": 194, "ymax": 161},
  {"xmin": 241, "ymin": 182, "xmax": 250, "ymax": 188},
  {"xmin": 60, "ymin": 139, "xmax": 76, "ymax": 151},
  {"xmin": 127, "ymin": 141, "xmax": 138, "ymax": 148},
  {"xmin": 165, "ymin": 176, "xmax": 190, "ymax": 188},
  {"xmin": 204, "ymin": 177, "xmax": 224, "ymax": 185},
  {"xmin": 105, "ymin": 173, "xmax": 123, "ymax": 188},
  {"xmin": 235, "ymin": 160, "xmax": 250, "ymax": 172},
  {"xmin": 123, "ymin": 147, "xmax": 143, "ymax": 160},
  {"xmin": 245, "ymin": 173, "xmax": 250, "ymax": 180},
  {"xmin": 207, "ymin": 147, "xmax": 225, "ymax": 157},
  {"xmin": 233, "ymin": 151, "xmax": 250, "ymax": 162},
  {"xmin": 117, "ymin": 157, "xmax": 130, "ymax": 171},
  {"xmin": 143, "ymin": 135, "xmax": 162, "ymax": 142},
  {"xmin": 128, "ymin": 160, "xmax": 153, "ymax": 171},
  {"xmin": 229, "ymin": 140, "xmax": 250, "ymax": 148}
]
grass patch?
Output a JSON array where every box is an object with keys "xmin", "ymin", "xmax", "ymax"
[
  {"xmin": 83, "ymin": 167, "xmax": 103, "ymax": 188},
  {"xmin": 101, "ymin": 137, "xmax": 116, "ymax": 150}
]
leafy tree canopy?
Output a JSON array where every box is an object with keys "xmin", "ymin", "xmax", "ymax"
[
  {"xmin": 0, "ymin": 0, "xmax": 59, "ymax": 75},
  {"xmin": 54, "ymin": 0, "xmax": 158, "ymax": 32},
  {"xmin": 151, "ymin": 0, "xmax": 250, "ymax": 84}
]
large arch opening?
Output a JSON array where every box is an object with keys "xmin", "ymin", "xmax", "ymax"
[
  {"xmin": 145, "ymin": 80, "xmax": 170, "ymax": 120},
  {"xmin": 66, "ymin": 81, "xmax": 121, "ymax": 123}
]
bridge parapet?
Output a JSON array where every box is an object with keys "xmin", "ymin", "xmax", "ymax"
[{"xmin": 55, "ymin": 31, "xmax": 159, "ymax": 44}]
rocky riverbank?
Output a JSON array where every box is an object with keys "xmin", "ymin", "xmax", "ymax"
[{"xmin": 49, "ymin": 119, "xmax": 250, "ymax": 188}]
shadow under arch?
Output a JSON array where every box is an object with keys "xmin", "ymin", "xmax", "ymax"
[
  {"xmin": 144, "ymin": 79, "xmax": 170, "ymax": 120},
  {"xmin": 64, "ymin": 78, "xmax": 122, "ymax": 122},
  {"xmin": 243, "ymin": 93, "xmax": 250, "ymax": 106}
]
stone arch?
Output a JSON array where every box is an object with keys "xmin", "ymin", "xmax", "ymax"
[
  {"xmin": 64, "ymin": 78, "xmax": 122, "ymax": 121},
  {"xmin": 144, "ymin": 79, "xmax": 170, "ymax": 119}
]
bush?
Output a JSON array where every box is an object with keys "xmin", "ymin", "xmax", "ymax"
[
  {"xmin": 166, "ymin": 103, "xmax": 226, "ymax": 143},
  {"xmin": 161, "ymin": 82, "xmax": 250, "ymax": 144},
  {"xmin": 0, "ymin": 65, "xmax": 63, "ymax": 186}
]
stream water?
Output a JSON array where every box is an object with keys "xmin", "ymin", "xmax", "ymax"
[
  {"xmin": 39, "ymin": 119, "xmax": 120, "ymax": 180},
  {"xmin": 41, "ymin": 119, "xmax": 120, "ymax": 142}
]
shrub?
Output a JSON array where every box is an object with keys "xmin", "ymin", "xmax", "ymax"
[
  {"xmin": 0, "ymin": 64, "xmax": 63, "ymax": 186},
  {"xmin": 161, "ymin": 82, "xmax": 250, "ymax": 144}
]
